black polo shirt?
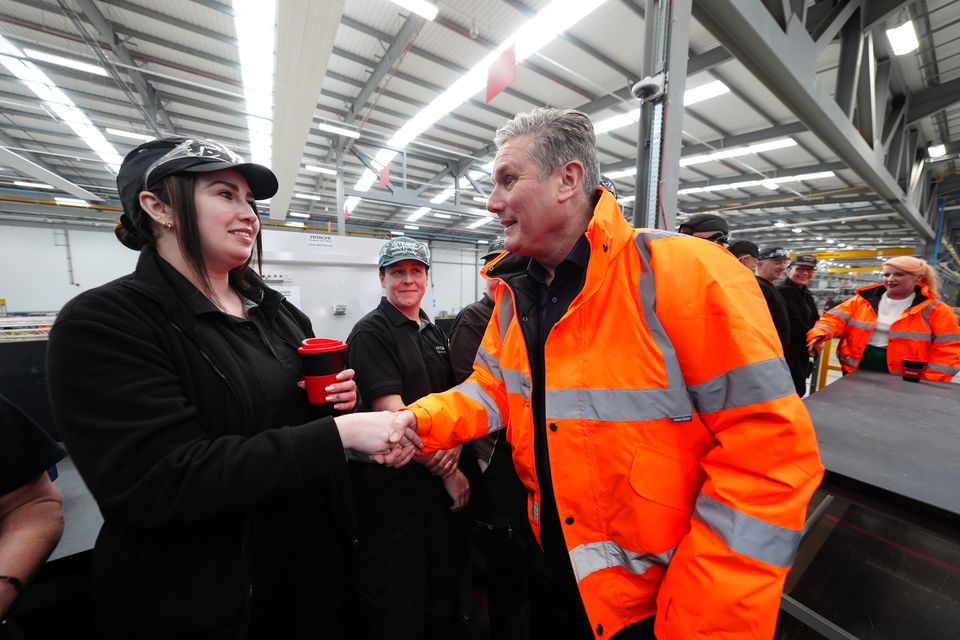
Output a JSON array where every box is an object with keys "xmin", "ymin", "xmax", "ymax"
[
  {"xmin": 0, "ymin": 394, "xmax": 65, "ymax": 495},
  {"xmin": 346, "ymin": 297, "xmax": 455, "ymax": 511}
]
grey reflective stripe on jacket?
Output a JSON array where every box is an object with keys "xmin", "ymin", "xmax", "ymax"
[
  {"xmin": 569, "ymin": 540, "xmax": 675, "ymax": 583},
  {"xmin": 449, "ymin": 380, "xmax": 503, "ymax": 433},
  {"xmin": 838, "ymin": 354, "xmax": 860, "ymax": 367},
  {"xmin": 928, "ymin": 362, "xmax": 959, "ymax": 375},
  {"xmin": 475, "ymin": 346, "xmax": 531, "ymax": 401},
  {"xmin": 825, "ymin": 308, "xmax": 850, "ymax": 322},
  {"xmin": 847, "ymin": 319, "xmax": 874, "ymax": 330},
  {"xmin": 932, "ymin": 333, "xmax": 960, "ymax": 342},
  {"xmin": 694, "ymin": 493, "xmax": 802, "ymax": 568},
  {"xmin": 889, "ymin": 330, "xmax": 933, "ymax": 341},
  {"xmin": 688, "ymin": 358, "xmax": 794, "ymax": 414},
  {"xmin": 812, "ymin": 322, "xmax": 835, "ymax": 337}
]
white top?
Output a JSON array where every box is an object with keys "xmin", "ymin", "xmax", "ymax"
[{"xmin": 867, "ymin": 292, "xmax": 915, "ymax": 347}]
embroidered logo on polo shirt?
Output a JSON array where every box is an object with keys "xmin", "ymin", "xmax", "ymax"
[{"xmin": 435, "ymin": 345, "xmax": 447, "ymax": 354}]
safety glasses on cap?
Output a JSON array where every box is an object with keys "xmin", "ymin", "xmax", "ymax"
[
  {"xmin": 143, "ymin": 138, "xmax": 245, "ymax": 189},
  {"xmin": 703, "ymin": 232, "xmax": 728, "ymax": 246}
]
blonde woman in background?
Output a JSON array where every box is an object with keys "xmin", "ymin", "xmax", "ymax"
[{"xmin": 807, "ymin": 256, "xmax": 960, "ymax": 381}]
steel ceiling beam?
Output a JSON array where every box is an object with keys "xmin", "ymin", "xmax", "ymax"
[
  {"xmin": 692, "ymin": 0, "xmax": 936, "ymax": 240},
  {"xmin": 906, "ymin": 77, "xmax": 960, "ymax": 124}
]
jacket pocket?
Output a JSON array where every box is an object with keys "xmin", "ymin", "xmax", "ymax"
[{"xmin": 628, "ymin": 445, "xmax": 702, "ymax": 512}]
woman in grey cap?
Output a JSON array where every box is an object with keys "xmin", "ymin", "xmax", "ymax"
[{"xmin": 46, "ymin": 137, "xmax": 412, "ymax": 639}]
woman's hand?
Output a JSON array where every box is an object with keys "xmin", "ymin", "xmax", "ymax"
[
  {"xmin": 442, "ymin": 470, "xmax": 470, "ymax": 512},
  {"xmin": 298, "ymin": 368, "xmax": 357, "ymax": 411},
  {"xmin": 424, "ymin": 445, "xmax": 463, "ymax": 478},
  {"xmin": 325, "ymin": 368, "xmax": 357, "ymax": 411},
  {"xmin": 334, "ymin": 411, "xmax": 421, "ymax": 463},
  {"xmin": 807, "ymin": 336, "xmax": 826, "ymax": 357}
]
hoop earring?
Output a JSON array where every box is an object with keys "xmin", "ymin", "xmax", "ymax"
[{"xmin": 162, "ymin": 220, "xmax": 174, "ymax": 231}]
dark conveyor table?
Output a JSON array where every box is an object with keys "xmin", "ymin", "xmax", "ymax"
[
  {"xmin": 781, "ymin": 370, "xmax": 959, "ymax": 640},
  {"xmin": 803, "ymin": 369, "xmax": 959, "ymax": 540}
]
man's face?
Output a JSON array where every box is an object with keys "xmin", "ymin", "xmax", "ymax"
[
  {"xmin": 379, "ymin": 259, "xmax": 427, "ymax": 314},
  {"xmin": 757, "ymin": 258, "xmax": 787, "ymax": 282},
  {"xmin": 487, "ymin": 135, "xmax": 566, "ymax": 262},
  {"xmin": 788, "ymin": 264, "xmax": 815, "ymax": 286}
]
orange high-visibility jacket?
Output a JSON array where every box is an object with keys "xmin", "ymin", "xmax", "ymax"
[
  {"xmin": 807, "ymin": 282, "xmax": 960, "ymax": 381},
  {"xmin": 408, "ymin": 190, "xmax": 824, "ymax": 640}
]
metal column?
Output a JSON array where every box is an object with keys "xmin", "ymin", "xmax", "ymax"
[{"xmin": 633, "ymin": 0, "xmax": 691, "ymax": 230}]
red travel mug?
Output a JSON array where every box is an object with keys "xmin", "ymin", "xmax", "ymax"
[
  {"xmin": 901, "ymin": 358, "xmax": 925, "ymax": 383},
  {"xmin": 299, "ymin": 338, "xmax": 347, "ymax": 416}
]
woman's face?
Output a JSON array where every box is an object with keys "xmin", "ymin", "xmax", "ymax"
[
  {"xmin": 193, "ymin": 169, "xmax": 260, "ymax": 273},
  {"xmin": 882, "ymin": 266, "xmax": 920, "ymax": 299}
]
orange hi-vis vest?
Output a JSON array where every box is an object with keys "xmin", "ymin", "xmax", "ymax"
[
  {"xmin": 408, "ymin": 190, "xmax": 824, "ymax": 640},
  {"xmin": 807, "ymin": 282, "xmax": 960, "ymax": 381}
]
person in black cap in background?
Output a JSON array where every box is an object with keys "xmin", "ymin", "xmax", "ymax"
[
  {"xmin": 346, "ymin": 236, "xmax": 468, "ymax": 640},
  {"xmin": 449, "ymin": 237, "xmax": 530, "ymax": 640},
  {"xmin": 46, "ymin": 137, "xmax": 412, "ymax": 640},
  {"xmin": 728, "ymin": 240, "xmax": 791, "ymax": 356},
  {"xmin": 0, "ymin": 394, "xmax": 65, "ymax": 630},
  {"xmin": 756, "ymin": 246, "xmax": 790, "ymax": 286},
  {"xmin": 677, "ymin": 212, "xmax": 728, "ymax": 245},
  {"xmin": 778, "ymin": 254, "xmax": 821, "ymax": 396}
]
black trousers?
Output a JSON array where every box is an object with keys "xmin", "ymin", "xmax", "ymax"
[
  {"xmin": 353, "ymin": 498, "xmax": 464, "ymax": 640},
  {"xmin": 788, "ymin": 358, "xmax": 812, "ymax": 397}
]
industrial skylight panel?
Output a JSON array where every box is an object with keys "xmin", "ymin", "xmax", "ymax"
[{"xmin": 234, "ymin": 1, "xmax": 276, "ymax": 173}]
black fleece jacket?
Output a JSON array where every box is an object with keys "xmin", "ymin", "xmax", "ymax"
[{"xmin": 47, "ymin": 248, "xmax": 354, "ymax": 639}]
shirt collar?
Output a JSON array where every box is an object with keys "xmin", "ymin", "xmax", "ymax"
[
  {"xmin": 378, "ymin": 296, "xmax": 431, "ymax": 328},
  {"xmin": 527, "ymin": 234, "xmax": 591, "ymax": 285}
]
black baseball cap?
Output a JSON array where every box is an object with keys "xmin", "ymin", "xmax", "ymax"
[
  {"xmin": 599, "ymin": 175, "xmax": 619, "ymax": 199},
  {"xmin": 677, "ymin": 213, "xmax": 729, "ymax": 235},
  {"xmin": 789, "ymin": 254, "xmax": 818, "ymax": 268},
  {"xmin": 728, "ymin": 240, "xmax": 759, "ymax": 259},
  {"xmin": 758, "ymin": 246, "xmax": 789, "ymax": 261},
  {"xmin": 117, "ymin": 137, "xmax": 278, "ymax": 222},
  {"xmin": 482, "ymin": 236, "xmax": 506, "ymax": 262}
]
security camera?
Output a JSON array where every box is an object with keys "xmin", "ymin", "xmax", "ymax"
[{"xmin": 631, "ymin": 73, "xmax": 666, "ymax": 103}]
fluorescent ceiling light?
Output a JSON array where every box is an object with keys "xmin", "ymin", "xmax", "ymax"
[
  {"xmin": 14, "ymin": 180, "xmax": 53, "ymax": 189},
  {"xmin": 234, "ymin": 1, "xmax": 275, "ymax": 168},
  {"xmin": 306, "ymin": 165, "xmax": 338, "ymax": 175},
  {"xmin": 928, "ymin": 144, "xmax": 946, "ymax": 158},
  {"xmin": 678, "ymin": 170, "xmax": 835, "ymax": 195},
  {"xmin": 389, "ymin": 0, "xmax": 438, "ymax": 20},
  {"xmin": 295, "ymin": 193, "xmax": 323, "ymax": 201},
  {"xmin": 318, "ymin": 123, "xmax": 361, "ymax": 139},
  {"xmin": 433, "ymin": 212, "xmax": 452, "ymax": 219},
  {"xmin": 472, "ymin": 196, "xmax": 488, "ymax": 203},
  {"xmin": 105, "ymin": 128, "xmax": 155, "ymax": 142},
  {"xmin": 773, "ymin": 221, "xmax": 786, "ymax": 227},
  {"xmin": 477, "ymin": 240, "xmax": 489, "ymax": 244},
  {"xmin": 404, "ymin": 224, "xmax": 420, "ymax": 230},
  {"xmin": 594, "ymin": 81, "xmax": 729, "ymax": 136},
  {"xmin": 605, "ymin": 167, "xmax": 636, "ymax": 180},
  {"xmin": 680, "ymin": 138, "xmax": 797, "ymax": 167},
  {"xmin": 407, "ymin": 207, "xmax": 430, "ymax": 221},
  {"xmin": 617, "ymin": 195, "xmax": 636, "ymax": 204},
  {"xmin": 347, "ymin": 0, "xmax": 609, "ymax": 203},
  {"xmin": 760, "ymin": 179, "xmax": 779, "ymax": 190},
  {"xmin": 792, "ymin": 228, "xmax": 803, "ymax": 233},
  {"xmin": 390, "ymin": 230, "xmax": 405, "ymax": 235},
  {"xmin": 55, "ymin": 197, "xmax": 89, "ymax": 207},
  {"xmin": 886, "ymin": 20, "xmax": 919, "ymax": 56},
  {"xmin": 467, "ymin": 217, "xmax": 493, "ymax": 229},
  {"xmin": 286, "ymin": 221, "xmax": 305, "ymax": 228},
  {"xmin": 0, "ymin": 36, "xmax": 124, "ymax": 173},
  {"xmin": 23, "ymin": 48, "xmax": 107, "ymax": 77},
  {"xmin": 288, "ymin": 212, "xmax": 310, "ymax": 219},
  {"xmin": 683, "ymin": 80, "xmax": 730, "ymax": 106}
]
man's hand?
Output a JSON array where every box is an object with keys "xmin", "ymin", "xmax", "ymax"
[
  {"xmin": 334, "ymin": 411, "xmax": 421, "ymax": 461},
  {"xmin": 442, "ymin": 470, "xmax": 470, "ymax": 512},
  {"xmin": 807, "ymin": 336, "xmax": 826, "ymax": 357},
  {"xmin": 424, "ymin": 445, "xmax": 462, "ymax": 478},
  {"xmin": 373, "ymin": 410, "xmax": 422, "ymax": 466}
]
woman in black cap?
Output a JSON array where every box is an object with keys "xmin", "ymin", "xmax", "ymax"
[{"xmin": 46, "ymin": 137, "xmax": 413, "ymax": 639}]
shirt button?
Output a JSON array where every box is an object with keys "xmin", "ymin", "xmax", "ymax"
[
  {"xmin": 549, "ymin": 423, "xmax": 558, "ymax": 432},
  {"xmin": 565, "ymin": 516, "xmax": 574, "ymax": 525},
  {"xmin": 551, "ymin": 296, "xmax": 558, "ymax": 303},
  {"xmin": 597, "ymin": 623, "xmax": 604, "ymax": 635},
  {"xmin": 521, "ymin": 315, "xmax": 529, "ymax": 322}
]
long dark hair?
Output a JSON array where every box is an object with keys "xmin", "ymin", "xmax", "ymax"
[{"xmin": 114, "ymin": 173, "xmax": 263, "ymax": 297}]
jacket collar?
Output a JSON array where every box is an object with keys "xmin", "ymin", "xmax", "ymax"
[
  {"xmin": 378, "ymin": 296, "xmax": 431, "ymax": 327},
  {"xmin": 484, "ymin": 186, "xmax": 631, "ymax": 293},
  {"xmin": 856, "ymin": 280, "xmax": 933, "ymax": 311}
]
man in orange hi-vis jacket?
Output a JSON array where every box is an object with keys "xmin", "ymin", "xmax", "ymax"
[{"xmin": 386, "ymin": 108, "xmax": 824, "ymax": 640}]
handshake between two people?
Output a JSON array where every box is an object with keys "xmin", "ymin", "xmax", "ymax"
[{"xmin": 334, "ymin": 409, "xmax": 422, "ymax": 467}]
